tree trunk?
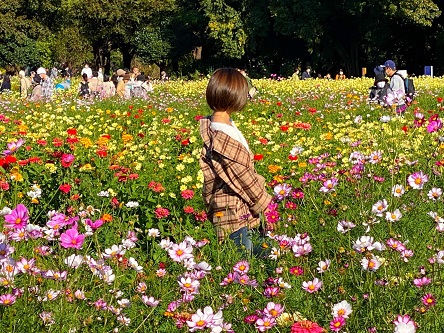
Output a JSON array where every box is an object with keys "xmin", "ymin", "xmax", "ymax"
[{"xmin": 121, "ymin": 47, "xmax": 134, "ymax": 70}]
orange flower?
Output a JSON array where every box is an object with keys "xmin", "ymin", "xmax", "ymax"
[{"xmin": 101, "ymin": 214, "xmax": 113, "ymax": 222}]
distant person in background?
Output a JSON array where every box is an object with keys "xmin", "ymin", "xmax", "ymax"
[
  {"xmin": 383, "ymin": 59, "xmax": 406, "ymax": 115},
  {"xmin": 132, "ymin": 67, "xmax": 141, "ymax": 78},
  {"xmin": 324, "ymin": 73, "xmax": 332, "ymax": 80},
  {"xmin": 102, "ymin": 74, "xmax": 116, "ymax": 98},
  {"xmin": 368, "ymin": 73, "xmax": 389, "ymax": 105},
  {"xmin": 301, "ymin": 67, "xmax": 312, "ymax": 80},
  {"xmin": 97, "ymin": 67, "xmax": 104, "ymax": 82},
  {"xmin": 81, "ymin": 63, "xmax": 93, "ymax": 79},
  {"xmin": 19, "ymin": 70, "xmax": 31, "ymax": 99},
  {"xmin": 79, "ymin": 73, "xmax": 90, "ymax": 97},
  {"xmin": 50, "ymin": 66, "xmax": 58, "ymax": 79},
  {"xmin": 88, "ymin": 70, "xmax": 102, "ymax": 96},
  {"xmin": 37, "ymin": 67, "xmax": 54, "ymax": 100},
  {"xmin": 238, "ymin": 69, "xmax": 257, "ymax": 98},
  {"xmin": 131, "ymin": 74, "xmax": 149, "ymax": 98},
  {"xmin": 335, "ymin": 69, "xmax": 346, "ymax": 80},
  {"xmin": 160, "ymin": 70, "xmax": 168, "ymax": 81},
  {"xmin": 116, "ymin": 69, "xmax": 126, "ymax": 98},
  {"xmin": 29, "ymin": 75, "xmax": 42, "ymax": 101},
  {"xmin": 0, "ymin": 75, "xmax": 11, "ymax": 93},
  {"xmin": 291, "ymin": 68, "xmax": 300, "ymax": 80}
]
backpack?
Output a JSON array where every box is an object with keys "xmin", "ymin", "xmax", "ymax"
[
  {"xmin": 79, "ymin": 81, "xmax": 90, "ymax": 97},
  {"xmin": 394, "ymin": 72, "xmax": 415, "ymax": 105}
]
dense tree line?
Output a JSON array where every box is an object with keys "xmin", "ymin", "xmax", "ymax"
[{"xmin": 1, "ymin": 0, "xmax": 443, "ymax": 77}]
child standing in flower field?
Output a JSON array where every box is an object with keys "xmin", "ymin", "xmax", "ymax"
[{"xmin": 199, "ymin": 68, "xmax": 272, "ymax": 251}]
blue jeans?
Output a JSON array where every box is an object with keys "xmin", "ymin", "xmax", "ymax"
[{"xmin": 229, "ymin": 227, "xmax": 253, "ymax": 252}]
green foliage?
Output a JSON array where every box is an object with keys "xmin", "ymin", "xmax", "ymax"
[
  {"xmin": 134, "ymin": 27, "xmax": 171, "ymax": 65},
  {"xmin": 202, "ymin": 0, "xmax": 247, "ymax": 59}
]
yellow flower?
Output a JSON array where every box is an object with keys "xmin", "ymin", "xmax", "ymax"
[
  {"xmin": 79, "ymin": 164, "xmax": 94, "ymax": 172},
  {"xmin": 80, "ymin": 137, "xmax": 93, "ymax": 148}
]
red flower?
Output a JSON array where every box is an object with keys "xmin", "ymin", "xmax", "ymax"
[
  {"xmin": 288, "ymin": 155, "xmax": 298, "ymax": 161},
  {"xmin": 59, "ymin": 184, "xmax": 71, "ymax": 193},
  {"xmin": 280, "ymin": 125, "xmax": 289, "ymax": 132},
  {"xmin": 259, "ymin": 138, "xmax": 268, "ymax": 145},
  {"xmin": 254, "ymin": 154, "xmax": 264, "ymax": 161},
  {"xmin": 276, "ymin": 101, "xmax": 282, "ymax": 106},
  {"xmin": 194, "ymin": 115, "xmax": 204, "ymax": 121},
  {"xmin": 67, "ymin": 128, "xmax": 77, "ymax": 136},
  {"xmin": 53, "ymin": 138, "xmax": 64, "ymax": 147},
  {"xmin": 181, "ymin": 138, "xmax": 190, "ymax": 146},
  {"xmin": 438, "ymin": 97, "xmax": 443, "ymax": 103},
  {"xmin": 96, "ymin": 149, "xmax": 108, "ymax": 158},
  {"xmin": 66, "ymin": 137, "xmax": 79, "ymax": 144},
  {"xmin": 308, "ymin": 108, "xmax": 317, "ymax": 114},
  {"xmin": 0, "ymin": 181, "xmax": 9, "ymax": 191},
  {"xmin": 402, "ymin": 125, "xmax": 409, "ymax": 133},
  {"xmin": 36, "ymin": 140, "xmax": 47, "ymax": 146}
]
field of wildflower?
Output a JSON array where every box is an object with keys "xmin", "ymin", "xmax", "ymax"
[{"xmin": 0, "ymin": 76, "xmax": 444, "ymax": 333}]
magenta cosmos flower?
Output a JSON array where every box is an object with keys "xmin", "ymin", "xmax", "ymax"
[
  {"xmin": 60, "ymin": 228, "xmax": 85, "ymax": 250},
  {"xmin": 330, "ymin": 317, "xmax": 346, "ymax": 332},
  {"xmin": 421, "ymin": 293, "xmax": 436, "ymax": 307},
  {"xmin": 4, "ymin": 204, "xmax": 29, "ymax": 229}
]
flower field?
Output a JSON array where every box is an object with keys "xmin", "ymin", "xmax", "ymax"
[{"xmin": 1, "ymin": 76, "xmax": 444, "ymax": 332}]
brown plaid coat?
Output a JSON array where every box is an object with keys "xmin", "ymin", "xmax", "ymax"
[{"xmin": 199, "ymin": 117, "xmax": 272, "ymax": 241}]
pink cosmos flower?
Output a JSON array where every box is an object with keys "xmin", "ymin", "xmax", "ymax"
[
  {"xmin": 407, "ymin": 171, "xmax": 428, "ymax": 190},
  {"xmin": 16, "ymin": 257, "xmax": 36, "ymax": 273},
  {"xmin": 60, "ymin": 228, "xmax": 85, "ymax": 250},
  {"xmin": 302, "ymin": 278, "xmax": 322, "ymax": 293},
  {"xmin": 413, "ymin": 276, "xmax": 431, "ymax": 288},
  {"xmin": 255, "ymin": 317, "xmax": 276, "ymax": 332},
  {"xmin": 3, "ymin": 138, "xmax": 24, "ymax": 156},
  {"xmin": 0, "ymin": 293, "xmax": 16, "ymax": 306},
  {"xmin": 168, "ymin": 241, "xmax": 193, "ymax": 262},
  {"xmin": 4, "ymin": 204, "xmax": 29, "ymax": 229},
  {"xmin": 233, "ymin": 260, "xmax": 249, "ymax": 274},
  {"xmin": 141, "ymin": 295, "xmax": 160, "ymax": 307},
  {"xmin": 273, "ymin": 183, "xmax": 292, "ymax": 200},
  {"xmin": 330, "ymin": 317, "xmax": 346, "ymax": 332},
  {"xmin": 263, "ymin": 302, "xmax": 284, "ymax": 318},
  {"xmin": 319, "ymin": 178, "xmax": 338, "ymax": 193},
  {"xmin": 393, "ymin": 314, "xmax": 416, "ymax": 333}
]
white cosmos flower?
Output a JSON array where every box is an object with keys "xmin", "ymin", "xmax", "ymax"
[{"xmin": 385, "ymin": 209, "xmax": 402, "ymax": 222}]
